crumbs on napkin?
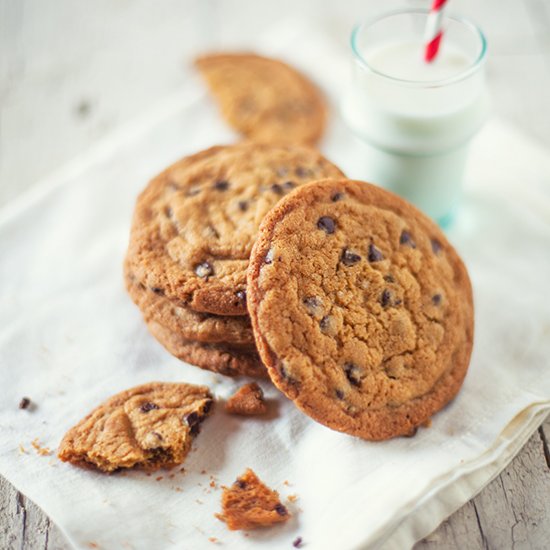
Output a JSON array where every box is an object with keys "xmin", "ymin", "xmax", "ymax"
[{"xmin": 31, "ymin": 438, "xmax": 52, "ymax": 456}]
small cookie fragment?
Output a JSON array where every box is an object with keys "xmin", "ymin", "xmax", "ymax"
[
  {"xmin": 219, "ymin": 469, "xmax": 290, "ymax": 530},
  {"xmin": 225, "ymin": 383, "xmax": 267, "ymax": 416},
  {"xmin": 58, "ymin": 382, "xmax": 213, "ymax": 472}
]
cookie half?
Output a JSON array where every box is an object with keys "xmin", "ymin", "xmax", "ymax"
[
  {"xmin": 147, "ymin": 320, "xmax": 267, "ymax": 379},
  {"xmin": 125, "ymin": 143, "xmax": 344, "ymax": 316},
  {"xmin": 196, "ymin": 53, "xmax": 326, "ymax": 145},
  {"xmin": 247, "ymin": 179, "xmax": 474, "ymax": 440},
  {"xmin": 58, "ymin": 382, "xmax": 213, "ymax": 472},
  {"xmin": 125, "ymin": 265, "xmax": 254, "ymax": 346}
]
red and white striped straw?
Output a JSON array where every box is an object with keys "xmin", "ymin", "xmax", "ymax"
[{"xmin": 424, "ymin": 0, "xmax": 448, "ymax": 63}]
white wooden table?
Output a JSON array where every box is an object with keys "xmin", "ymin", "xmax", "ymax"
[{"xmin": 1, "ymin": 1, "xmax": 549, "ymax": 548}]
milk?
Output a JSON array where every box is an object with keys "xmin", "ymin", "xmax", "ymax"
[{"xmin": 343, "ymin": 33, "xmax": 488, "ymax": 225}]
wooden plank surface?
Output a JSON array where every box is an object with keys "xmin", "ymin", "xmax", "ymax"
[{"xmin": 1, "ymin": 0, "xmax": 549, "ymax": 548}]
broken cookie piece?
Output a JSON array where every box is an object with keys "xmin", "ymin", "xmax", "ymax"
[
  {"xmin": 225, "ymin": 383, "xmax": 267, "ymax": 416},
  {"xmin": 58, "ymin": 382, "xmax": 213, "ymax": 472},
  {"xmin": 219, "ymin": 468, "xmax": 290, "ymax": 530}
]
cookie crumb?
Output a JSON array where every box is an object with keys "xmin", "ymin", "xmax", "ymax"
[
  {"xmin": 293, "ymin": 536, "xmax": 303, "ymax": 548},
  {"xmin": 19, "ymin": 397, "xmax": 32, "ymax": 410},
  {"xmin": 287, "ymin": 494, "xmax": 298, "ymax": 503},
  {"xmin": 422, "ymin": 418, "xmax": 432, "ymax": 428},
  {"xmin": 225, "ymin": 383, "xmax": 267, "ymax": 416},
  {"xmin": 201, "ymin": 469, "xmax": 207, "ymax": 474},
  {"xmin": 31, "ymin": 438, "xmax": 51, "ymax": 456},
  {"xmin": 19, "ymin": 444, "xmax": 27, "ymax": 454},
  {"xmin": 219, "ymin": 468, "xmax": 290, "ymax": 530},
  {"xmin": 208, "ymin": 537, "xmax": 218, "ymax": 544},
  {"xmin": 156, "ymin": 476, "xmax": 163, "ymax": 481}
]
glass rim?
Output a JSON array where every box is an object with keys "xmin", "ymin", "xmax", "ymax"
[{"xmin": 351, "ymin": 8, "xmax": 487, "ymax": 88}]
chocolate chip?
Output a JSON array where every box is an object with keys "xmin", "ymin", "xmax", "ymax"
[
  {"xmin": 140, "ymin": 402, "xmax": 159, "ymax": 413},
  {"xmin": 19, "ymin": 397, "xmax": 31, "ymax": 410},
  {"xmin": 274, "ymin": 504, "xmax": 288, "ymax": 516},
  {"xmin": 202, "ymin": 400, "xmax": 213, "ymax": 414},
  {"xmin": 384, "ymin": 274, "xmax": 395, "ymax": 283},
  {"xmin": 319, "ymin": 315, "xmax": 331, "ymax": 331},
  {"xmin": 185, "ymin": 412, "xmax": 200, "ymax": 426},
  {"xmin": 235, "ymin": 479, "xmax": 247, "ymax": 489},
  {"xmin": 165, "ymin": 206, "xmax": 173, "ymax": 218},
  {"xmin": 271, "ymin": 183, "xmax": 284, "ymax": 195},
  {"xmin": 400, "ymin": 230, "xmax": 416, "ymax": 248},
  {"xmin": 368, "ymin": 243, "xmax": 384, "ymax": 262},
  {"xmin": 190, "ymin": 423, "xmax": 201, "ymax": 436},
  {"xmin": 344, "ymin": 363, "xmax": 361, "ymax": 387},
  {"xmin": 151, "ymin": 431, "xmax": 163, "ymax": 440},
  {"xmin": 432, "ymin": 293, "xmax": 442, "ymax": 305},
  {"xmin": 335, "ymin": 389, "xmax": 344, "ymax": 399},
  {"xmin": 265, "ymin": 249, "xmax": 274, "ymax": 264},
  {"xmin": 431, "ymin": 238, "xmax": 442, "ymax": 254},
  {"xmin": 295, "ymin": 166, "xmax": 312, "ymax": 178},
  {"xmin": 283, "ymin": 181, "xmax": 295, "ymax": 190},
  {"xmin": 317, "ymin": 216, "xmax": 336, "ymax": 234},
  {"xmin": 236, "ymin": 290, "xmax": 247, "ymax": 304},
  {"xmin": 380, "ymin": 289, "xmax": 392, "ymax": 308},
  {"xmin": 331, "ymin": 192, "xmax": 344, "ymax": 202},
  {"xmin": 293, "ymin": 536, "xmax": 303, "ymax": 548},
  {"xmin": 341, "ymin": 248, "xmax": 361, "ymax": 266},
  {"xmin": 151, "ymin": 287, "xmax": 164, "ymax": 295},
  {"xmin": 195, "ymin": 262, "xmax": 214, "ymax": 278},
  {"xmin": 213, "ymin": 180, "xmax": 229, "ymax": 191},
  {"xmin": 238, "ymin": 200, "xmax": 248, "ymax": 212},
  {"xmin": 395, "ymin": 298, "xmax": 402, "ymax": 306}
]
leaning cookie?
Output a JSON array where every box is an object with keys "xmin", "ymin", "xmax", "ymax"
[
  {"xmin": 195, "ymin": 53, "xmax": 326, "ymax": 145},
  {"xmin": 125, "ymin": 143, "xmax": 344, "ymax": 316},
  {"xmin": 247, "ymin": 179, "xmax": 474, "ymax": 440},
  {"xmin": 147, "ymin": 320, "xmax": 267, "ymax": 379},
  {"xmin": 58, "ymin": 382, "xmax": 213, "ymax": 472}
]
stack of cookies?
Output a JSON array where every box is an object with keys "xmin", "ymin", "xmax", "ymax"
[
  {"xmin": 124, "ymin": 53, "xmax": 474, "ymax": 440},
  {"xmin": 124, "ymin": 143, "xmax": 344, "ymax": 378}
]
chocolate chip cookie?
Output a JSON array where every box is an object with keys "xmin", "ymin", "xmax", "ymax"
[
  {"xmin": 58, "ymin": 382, "xmax": 213, "ymax": 472},
  {"xmin": 125, "ymin": 143, "xmax": 344, "ymax": 316},
  {"xmin": 125, "ymin": 265, "xmax": 254, "ymax": 346},
  {"xmin": 195, "ymin": 53, "xmax": 326, "ymax": 145},
  {"xmin": 247, "ymin": 179, "xmax": 474, "ymax": 440},
  {"xmin": 147, "ymin": 321, "xmax": 267, "ymax": 379},
  {"xmin": 219, "ymin": 468, "xmax": 290, "ymax": 530}
]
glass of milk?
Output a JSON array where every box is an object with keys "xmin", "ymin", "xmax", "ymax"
[{"xmin": 342, "ymin": 9, "xmax": 488, "ymax": 225}]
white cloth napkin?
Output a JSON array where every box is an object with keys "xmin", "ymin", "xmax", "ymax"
[{"xmin": 1, "ymin": 21, "xmax": 550, "ymax": 550}]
